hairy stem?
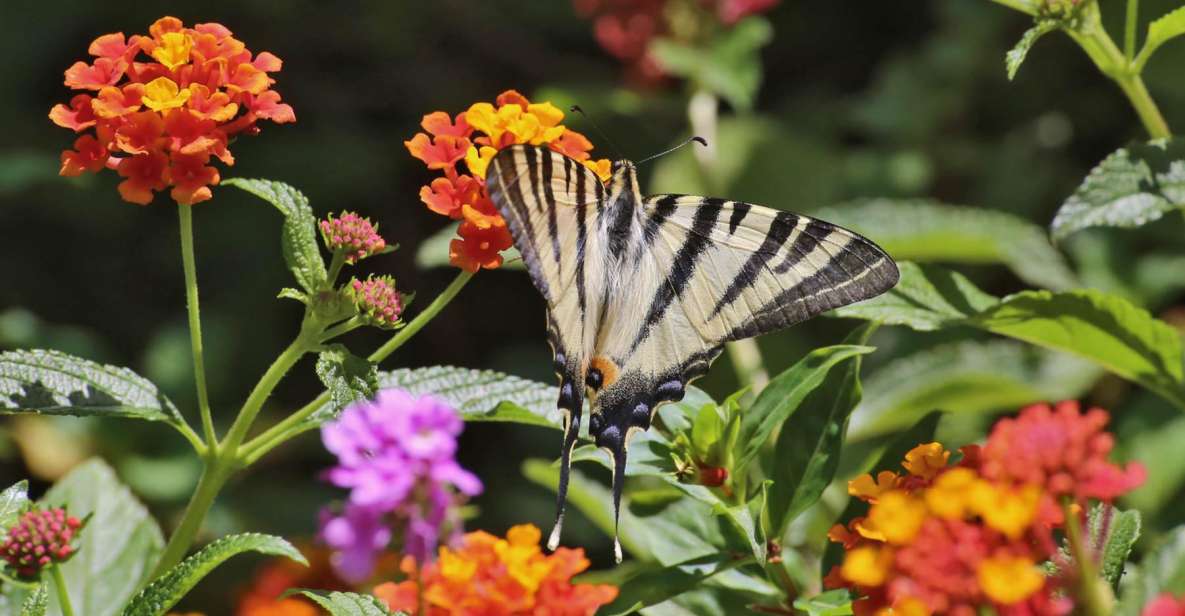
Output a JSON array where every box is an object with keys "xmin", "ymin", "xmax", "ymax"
[
  {"xmin": 50, "ymin": 564, "xmax": 75, "ymax": 616},
  {"xmin": 1064, "ymin": 500, "xmax": 1113, "ymax": 616},
  {"xmin": 149, "ymin": 457, "xmax": 233, "ymax": 578},
  {"xmin": 178, "ymin": 205, "xmax": 217, "ymax": 449},
  {"xmin": 238, "ymin": 269, "xmax": 475, "ymax": 463}
]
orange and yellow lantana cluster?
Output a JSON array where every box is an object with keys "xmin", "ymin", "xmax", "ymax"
[
  {"xmin": 374, "ymin": 523, "xmax": 617, "ymax": 615},
  {"xmin": 826, "ymin": 401, "xmax": 1145, "ymax": 616},
  {"xmin": 405, "ymin": 90, "xmax": 611, "ymax": 272},
  {"xmin": 50, "ymin": 16, "xmax": 294, "ymax": 205}
]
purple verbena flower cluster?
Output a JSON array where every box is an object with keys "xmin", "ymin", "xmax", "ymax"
[{"xmin": 319, "ymin": 388, "xmax": 481, "ymax": 583}]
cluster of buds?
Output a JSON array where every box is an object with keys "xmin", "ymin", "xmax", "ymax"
[
  {"xmin": 346, "ymin": 276, "xmax": 404, "ymax": 329},
  {"xmin": 320, "ymin": 212, "xmax": 388, "ymax": 265},
  {"xmin": 1, "ymin": 507, "xmax": 83, "ymax": 578}
]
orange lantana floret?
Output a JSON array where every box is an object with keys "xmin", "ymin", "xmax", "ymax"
[
  {"xmin": 374, "ymin": 523, "xmax": 617, "ymax": 616},
  {"xmin": 407, "ymin": 89, "xmax": 612, "ymax": 272},
  {"xmin": 50, "ymin": 16, "xmax": 294, "ymax": 206}
]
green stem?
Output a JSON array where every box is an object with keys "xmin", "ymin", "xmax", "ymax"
[
  {"xmin": 327, "ymin": 251, "xmax": 346, "ymax": 285},
  {"xmin": 178, "ymin": 205, "xmax": 217, "ymax": 449},
  {"xmin": 1124, "ymin": 0, "xmax": 1139, "ymax": 59},
  {"xmin": 1063, "ymin": 500, "xmax": 1113, "ymax": 616},
  {"xmin": 50, "ymin": 564, "xmax": 75, "ymax": 616},
  {"xmin": 149, "ymin": 458, "xmax": 233, "ymax": 578},
  {"xmin": 221, "ymin": 332, "xmax": 316, "ymax": 455},
  {"xmin": 239, "ymin": 269, "xmax": 475, "ymax": 463},
  {"xmin": 319, "ymin": 316, "xmax": 364, "ymax": 343}
]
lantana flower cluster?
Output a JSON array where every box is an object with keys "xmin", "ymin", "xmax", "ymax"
[
  {"xmin": 405, "ymin": 90, "xmax": 611, "ymax": 272},
  {"xmin": 319, "ymin": 389, "xmax": 482, "ymax": 583},
  {"xmin": 826, "ymin": 401, "xmax": 1146, "ymax": 616},
  {"xmin": 1, "ymin": 507, "xmax": 83, "ymax": 578},
  {"xmin": 374, "ymin": 524, "xmax": 618, "ymax": 615},
  {"xmin": 50, "ymin": 16, "xmax": 294, "ymax": 206}
]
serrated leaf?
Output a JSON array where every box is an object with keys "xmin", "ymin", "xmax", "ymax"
[
  {"xmin": 768, "ymin": 324, "xmax": 875, "ymax": 537},
  {"xmin": 830, "ymin": 262, "xmax": 998, "ymax": 331},
  {"xmin": 651, "ymin": 17, "xmax": 772, "ymax": 110},
  {"xmin": 122, "ymin": 533, "xmax": 305, "ymax": 616},
  {"xmin": 817, "ymin": 199, "xmax": 1078, "ymax": 290},
  {"xmin": 849, "ymin": 340, "xmax": 1101, "ymax": 440},
  {"xmin": 302, "ymin": 366, "xmax": 561, "ymax": 433},
  {"xmin": 1051, "ymin": 139, "xmax": 1185, "ymax": 241},
  {"xmin": 19, "ymin": 585, "xmax": 46, "ymax": 616},
  {"xmin": 1006, "ymin": 20, "xmax": 1058, "ymax": 80},
  {"xmin": 0, "ymin": 349, "xmax": 185, "ymax": 427},
  {"xmin": 1135, "ymin": 6, "xmax": 1185, "ymax": 70},
  {"xmin": 295, "ymin": 590, "xmax": 400, "ymax": 615},
  {"xmin": 41, "ymin": 459, "xmax": 163, "ymax": 616},
  {"xmin": 973, "ymin": 289, "xmax": 1185, "ymax": 409},
  {"xmin": 794, "ymin": 589, "xmax": 854, "ymax": 616},
  {"xmin": 315, "ymin": 345, "xmax": 378, "ymax": 418},
  {"xmin": 735, "ymin": 345, "xmax": 876, "ymax": 475},
  {"xmin": 1092, "ymin": 506, "xmax": 1141, "ymax": 590},
  {"xmin": 0, "ymin": 481, "xmax": 29, "ymax": 537},
  {"xmin": 1117, "ymin": 525, "xmax": 1185, "ymax": 616},
  {"xmin": 223, "ymin": 178, "xmax": 328, "ymax": 293}
]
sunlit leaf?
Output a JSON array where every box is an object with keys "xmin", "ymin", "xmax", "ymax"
[
  {"xmin": 0, "ymin": 481, "xmax": 29, "ymax": 536},
  {"xmin": 1050, "ymin": 139, "xmax": 1185, "ymax": 241},
  {"xmin": 830, "ymin": 262, "xmax": 997, "ymax": 331},
  {"xmin": 314, "ymin": 345, "xmax": 378, "ymax": 419},
  {"xmin": 599, "ymin": 554, "xmax": 748, "ymax": 616},
  {"xmin": 1091, "ymin": 505, "xmax": 1140, "ymax": 591},
  {"xmin": 794, "ymin": 589, "xmax": 854, "ymax": 616},
  {"xmin": 1134, "ymin": 6, "xmax": 1185, "ymax": 70},
  {"xmin": 294, "ymin": 590, "xmax": 401, "ymax": 615},
  {"xmin": 223, "ymin": 178, "xmax": 328, "ymax": 294},
  {"xmin": 1005, "ymin": 20, "xmax": 1058, "ymax": 80}
]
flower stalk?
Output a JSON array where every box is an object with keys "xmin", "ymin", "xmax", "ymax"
[
  {"xmin": 50, "ymin": 564, "xmax": 75, "ymax": 616},
  {"xmin": 1063, "ymin": 500, "xmax": 1113, "ymax": 616},
  {"xmin": 179, "ymin": 205, "xmax": 217, "ymax": 450}
]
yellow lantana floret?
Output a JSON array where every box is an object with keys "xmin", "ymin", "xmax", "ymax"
[
  {"xmin": 977, "ymin": 554, "xmax": 1044, "ymax": 604},
  {"xmin": 841, "ymin": 545, "xmax": 893, "ymax": 587},
  {"xmin": 867, "ymin": 490, "xmax": 927, "ymax": 545},
  {"xmin": 902, "ymin": 443, "xmax": 950, "ymax": 480},
  {"xmin": 924, "ymin": 467, "xmax": 979, "ymax": 519},
  {"xmin": 850, "ymin": 470, "xmax": 902, "ymax": 503},
  {"xmin": 142, "ymin": 77, "xmax": 192, "ymax": 112},
  {"xmin": 968, "ymin": 482, "xmax": 1041, "ymax": 539},
  {"xmin": 150, "ymin": 32, "xmax": 192, "ymax": 70}
]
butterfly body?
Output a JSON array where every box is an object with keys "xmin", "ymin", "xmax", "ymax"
[{"xmin": 486, "ymin": 145, "xmax": 898, "ymax": 561}]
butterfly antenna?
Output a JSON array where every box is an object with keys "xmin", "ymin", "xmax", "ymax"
[
  {"xmin": 569, "ymin": 105, "xmax": 625, "ymax": 159},
  {"xmin": 635, "ymin": 136, "xmax": 708, "ymax": 165}
]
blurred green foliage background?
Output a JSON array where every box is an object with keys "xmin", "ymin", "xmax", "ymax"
[{"xmin": 3, "ymin": 1, "xmax": 1185, "ymax": 611}]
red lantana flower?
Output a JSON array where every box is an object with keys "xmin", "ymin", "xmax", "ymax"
[
  {"xmin": 50, "ymin": 16, "xmax": 294, "ymax": 206},
  {"xmin": 406, "ymin": 90, "xmax": 610, "ymax": 273}
]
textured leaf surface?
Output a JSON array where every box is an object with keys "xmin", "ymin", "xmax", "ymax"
[
  {"xmin": 41, "ymin": 459, "xmax": 163, "ymax": 616},
  {"xmin": 794, "ymin": 590, "xmax": 854, "ymax": 616},
  {"xmin": 223, "ymin": 178, "xmax": 327, "ymax": 293},
  {"xmin": 0, "ymin": 349, "xmax": 184, "ymax": 426},
  {"xmin": 1117, "ymin": 525, "xmax": 1185, "ymax": 616},
  {"xmin": 297, "ymin": 590, "xmax": 400, "ymax": 615},
  {"xmin": 315, "ymin": 345, "xmax": 378, "ymax": 418},
  {"xmin": 830, "ymin": 262, "xmax": 997, "ymax": 331},
  {"xmin": 849, "ymin": 340, "xmax": 1100, "ymax": 440},
  {"xmin": 1005, "ymin": 20, "xmax": 1057, "ymax": 80},
  {"xmin": 1135, "ymin": 6, "xmax": 1185, "ymax": 69},
  {"xmin": 19, "ymin": 585, "xmax": 46, "ymax": 616},
  {"xmin": 0, "ymin": 481, "xmax": 29, "ymax": 536},
  {"xmin": 818, "ymin": 199, "xmax": 1077, "ymax": 289},
  {"xmin": 1051, "ymin": 139, "xmax": 1185, "ymax": 240},
  {"xmin": 768, "ymin": 324, "xmax": 874, "ymax": 536},
  {"xmin": 305, "ymin": 366, "xmax": 560, "ymax": 432},
  {"xmin": 122, "ymin": 534, "xmax": 305, "ymax": 616},
  {"xmin": 1093, "ymin": 506, "xmax": 1140, "ymax": 590}
]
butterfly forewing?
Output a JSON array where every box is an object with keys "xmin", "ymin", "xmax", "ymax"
[{"xmin": 485, "ymin": 144, "xmax": 899, "ymax": 562}]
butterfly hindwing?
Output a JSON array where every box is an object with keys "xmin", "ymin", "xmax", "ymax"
[{"xmin": 485, "ymin": 145, "xmax": 899, "ymax": 562}]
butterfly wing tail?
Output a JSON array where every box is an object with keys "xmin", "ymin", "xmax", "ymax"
[
  {"xmin": 609, "ymin": 436, "xmax": 628, "ymax": 563},
  {"xmin": 547, "ymin": 370, "xmax": 584, "ymax": 552}
]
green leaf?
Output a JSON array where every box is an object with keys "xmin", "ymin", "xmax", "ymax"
[
  {"xmin": 1117, "ymin": 525, "xmax": 1185, "ymax": 616},
  {"xmin": 767, "ymin": 324, "xmax": 875, "ymax": 536},
  {"xmin": 295, "ymin": 590, "xmax": 400, "ymax": 615},
  {"xmin": 734, "ymin": 344, "xmax": 876, "ymax": 475},
  {"xmin": 315, "ymin": 345, "xmax": 378, "ymax": 418},
  {"xmin": 849, "ymin": 340, "xmax": 1101, "ymax": 440},
  {"xmin": 415, "ymin": 222, "xmax": 524, "ymax": 271},
  {"xmin": 817, "ymin": 199, "xmax": 1078, "ymax": 290},
  {"xmin": 303, "ymin": 366, "xmax": 560, "ymax": 432},
  {"xmin": 973, "ymin": 288, "xmax": 1185, "ymax": 409},
  {"xmin": 1134, "ymin": 6, "xmax": 1185, "ymax": 71},
  {"xmin": 690, "ymin": 403, "xmax": 724, "ymax": 465},
  {"xmin": 0, "ymin": 349, "xmax": 185, "ymax": 427},
  {"xmin": 830, "ymin": 262, "xmax": 998, "ymax": 331},
  {"xmin": 599, "ymin": 554, "xmax": 747, "ymax": 616},
  {"xmin": 651, "ymin": 17, "xmax": 773, "ymax": 110},
  {"xmin": 1050, "ymin": 139, "xmax": 1185, "ymax": 241},
  {"xmin": 0, "ymin": 481, "xmax": 29, "ymax": 535},
  {"xmin": 1005, "ymin": 20, "xmax": 1058, "ymax": 80},
  {"xmin": 794, "ymin": 589, "xmax": 854, "ymax": 616},
  {"xmin": 223, "ymin": 178, "xmax": 328, "ymax": 294},
  {"xmin": 122, "ymin": 534, "xmax": 306, "ymax": 616},
  {"xmin": 19, "ymin": 585, "xmax": 46, "ymax": 616},
  {"xmin": 1092, "ymin": 506, "xmax": 1141, "ymax": 590},
  {"xmin": 41, "ymin": 459, "xmax": 163, "ymax": 616}
]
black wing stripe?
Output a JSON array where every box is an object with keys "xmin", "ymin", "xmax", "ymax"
[
  {"xmin": 773, "ymin": 219, "xmax": 832, "ymax": 274},
  {"xmin": 606, "ymin": 179, "xmax": 636, "ymax": 260},
  {"xmin": 728, "ymin": 201, "xmax": 751, "ymax": 234},
  {"xmin": 544, "ymin": 152, "xmax": 563, "ymax": 270},
  {"xmin": 708, "ymin": 210, "xmax": 798, "ymax": 319},
  {"xmin": 493, "ymin": 150, "xmax": 551, "ymax": 303},
  {"xmin": 632, "ymin": 198, "xmax": 725, "ymax": 348}
]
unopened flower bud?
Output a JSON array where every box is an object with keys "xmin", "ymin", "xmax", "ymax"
[
  {"xmin": 1, "ymin": 507, "xmax": 83, "ymax": 578},
  {"xmin": 320, "ymin": 212, "xmax": 387, "ymax": 264}
]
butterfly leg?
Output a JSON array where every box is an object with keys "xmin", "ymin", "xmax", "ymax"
[{"xmin": 547, "ymin": 370, "xmax": 584, "ymax": 552}]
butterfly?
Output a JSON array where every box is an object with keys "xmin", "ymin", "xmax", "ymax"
[{"xmin": 485, "ymin": 144, "xmax": 899, "ymax": 562}]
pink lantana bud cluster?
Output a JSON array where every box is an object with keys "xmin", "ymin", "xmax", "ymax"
[
  {"xmin": 347, "ymin": 275, "xmax": 404, "ymax": 328},
  {"xmin": 1, "ymin": 507, "xmax": 83, "ymax": 578},
  {"xmin": 320, "ymin": 211, "xmax": 387, "ymax": 264}
]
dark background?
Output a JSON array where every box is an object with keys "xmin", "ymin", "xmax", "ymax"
[{"xmin": 3, "ymin": 1, "xmax": 1185, "ymax": 612}]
